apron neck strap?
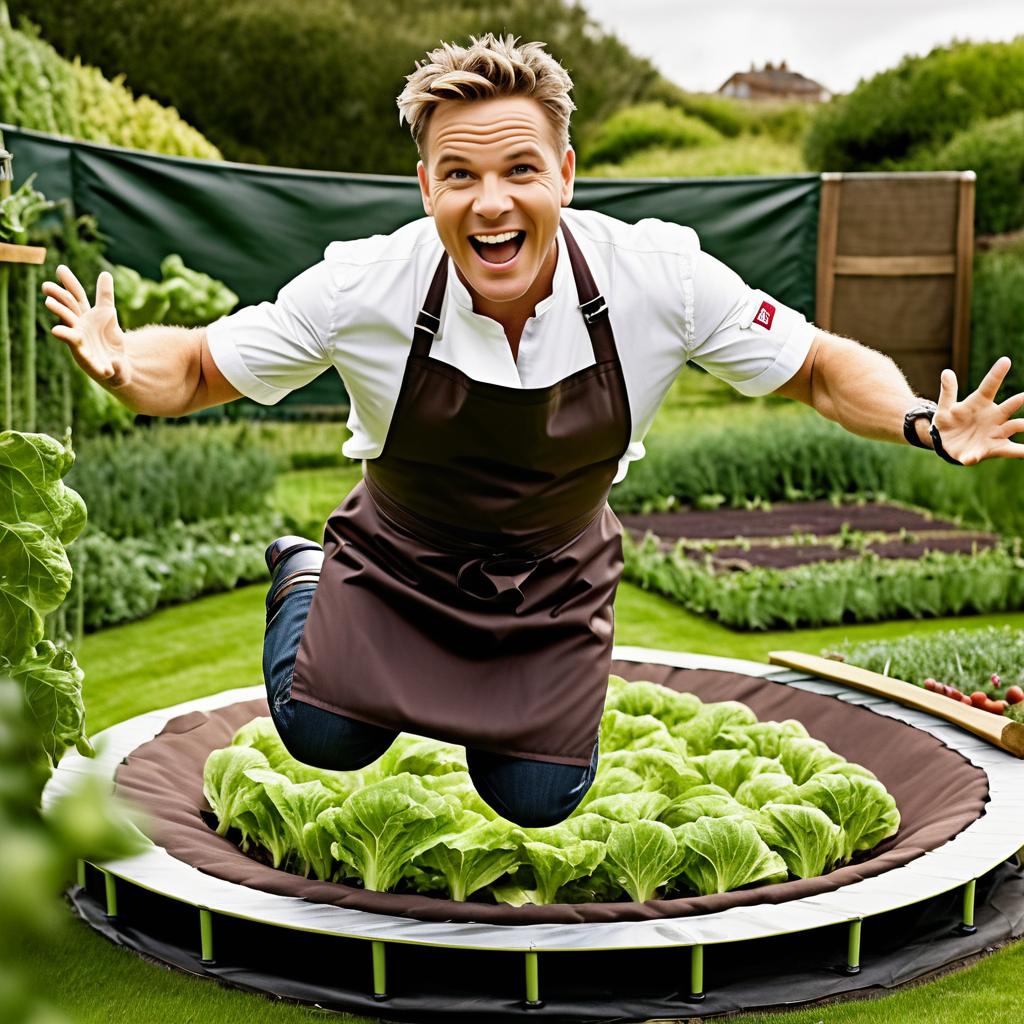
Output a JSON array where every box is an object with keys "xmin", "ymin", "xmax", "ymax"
[{"xmin": 412, "ymin": 219, "xmax": 616, "ymax": 363}]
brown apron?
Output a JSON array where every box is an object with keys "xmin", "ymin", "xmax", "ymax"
[{"xmin": 289, "ymin": 221, "xmax": 631, "ymax": 766}]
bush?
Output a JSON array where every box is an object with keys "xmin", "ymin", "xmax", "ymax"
[
  {"xmin": 971, "ymin": 240, "xmax": 1024, "ymax": 400},
  {"xmin": 13, "ymin": 0, "xmax": 665, "ymax": 174},
  {"xmin": 580, "ymin": 102, "xmax": 722, "ymax": 167},
  {"xmin": 0, "ymin": 5, "xmax": 220, "ymax": 158},
  {"xmin": 582, "ymin": 138, "xmax": 807, "ymax": 178},
  {"xmin": 923, "ymin": 111, "xmax": 1024, "ymax": 234},
  {"xmin": 829, "ymin": 625, "xmax": 1024, "ymax": 696},
  {"xmin": 803, "ymin": 38, "xmax": 1024, "ymax": 171},
  {"xmin": 68, "ymin": 424, "xmax": 277, "ymax": 539},
  {"xmin": 70, "ymin": 511, "xmax": 283, "ymax": 630}
]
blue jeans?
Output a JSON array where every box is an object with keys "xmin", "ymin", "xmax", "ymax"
[{"xmin": 262, "ymin": 583, "xmax": 599, "ymax": 827}]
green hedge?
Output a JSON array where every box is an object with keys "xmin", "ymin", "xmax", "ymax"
[
  {"xmin": 0, "ymin": 4, "xmax": 219, "ymax": 157},
  {"xmin": 69, "ymin": 511, "xmax": 282, "ymax": 630},
  {"xmin": 971, "ymin": 239, "xmax": 1024, "ymax": 401},
  {"xmin": 11, "ymin": 0, "xmax": 665, "ymax": 174},
  {"xmin": 623, "ymin": 532, "xmax": 1024, "ymax": 631},
  {"xmin": 68, "ymin": 424, "xmax": 277, "ymax": 539},
  {"xmin": 804, "ymin": 38, "xmax": 1024, "ymax": 172},
  {"xmin": 579, "ymin": 102, "xmax": 722, "ymax": 167},
  {"xmin": 924, "ymin": 111, "xmax": 1024, "ymax": 234},
  {"xmin": 829, "ymin": 625, "xmax": 1024, "ymax": 697}
]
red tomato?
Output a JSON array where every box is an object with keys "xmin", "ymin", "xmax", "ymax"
[
  {"xmin": 923, "ymin": 678, "xmax": 937, "ymax": 691},
  {"xmin": 1006, "ymin": 686, "xmax": 1024, "ymax": 705},
  {"xmin": 960, "ymin": 694, "xmax": 974, "ymax": 705},
  {"xmin": 970, "ymin": 691, "xmax": 990, "ymax": 708},
  {"xmin": 986, "ymin": 700, "xmax": 1007, "ymax": 715}
]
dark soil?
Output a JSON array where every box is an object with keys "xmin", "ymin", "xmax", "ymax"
[{"xmin": 620, "ymin": 500, "xmax": 965, "ymax": 541}]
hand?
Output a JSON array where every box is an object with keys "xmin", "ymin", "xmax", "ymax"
[
  {"xmin": 41, "ymin": 266, "xmax": 131, "ymax": 390},
  {"xmin": 932, "ymin": 357, "xmax": 1024, "ymax": 464}
]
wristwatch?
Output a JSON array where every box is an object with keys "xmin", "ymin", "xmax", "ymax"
[
  {"xmin": 902, "ymin": 401, "xmax": 963, "ymax": 465},
  {"xmin": 902, "ymin": 402, "xmax": 938, "ymax": 450}
]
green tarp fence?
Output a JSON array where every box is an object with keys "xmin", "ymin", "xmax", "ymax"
[{"xmin": 2, "ymin": 123, "xmax": 820, "ymax": 413}]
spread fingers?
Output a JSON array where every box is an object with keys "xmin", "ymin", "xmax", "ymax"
[
  {"xmin": 56, "ymin": 264, "xmax": 90, "ymax": 307},
  {"xmin": 44, "ymin": 295, "xmax": 79, "ymax": 326}
]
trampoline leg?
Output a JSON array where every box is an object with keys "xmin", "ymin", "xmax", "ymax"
[
  {"xmin": 524, "ymin": 951, "xmax": 543, "ymax": 1008},
  {"xmin": 844, "ymin": 919, "xmax": 862, "ymax": 975},
  {"xmin": 199, "ymin": 908, "xmax": 215, "ymax": 965},
  {"xmin": 959, "ymin": 879, "xmax": 978, "ymax": 936},
  {"xmin": 689, "ymin": 944, "xmax": 705, "ymax": 1001},
  {"xmin": 103, "ymin": 870, "xmax": 117, "ymax": 920},
  {"xmin": 371, "ymin": 941, "xmax": 388, "ymax": 1001},
  {"xmin": 76, "ymin": 859, "xmax": 86, "ymax": 889}
]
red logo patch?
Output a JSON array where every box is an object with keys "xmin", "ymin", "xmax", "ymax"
[{"xmin": 754, "ymin": 301, "xmax": 776, "ymax": 330}]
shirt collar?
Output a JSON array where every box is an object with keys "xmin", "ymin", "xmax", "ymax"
[{"xmin": 446, "ymin": 222, "xmax": 567, "ymax": 320}]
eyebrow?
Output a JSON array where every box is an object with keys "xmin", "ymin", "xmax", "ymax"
[{"xmin": 434, "ymin": 147, "xmax": 545, "ymax": 171}]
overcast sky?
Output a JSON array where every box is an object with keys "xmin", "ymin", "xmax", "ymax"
[{"xmin": 581, "ymin": 0, "xmax": 1024, "ymax": 94}]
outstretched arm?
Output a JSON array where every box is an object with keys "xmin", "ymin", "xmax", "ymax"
[
  {"xmin": 773, "ymin": 331, "xmax": 1024, "ymax": 464},
  {"xmin": 41, "ymin": 265, "xmax": 241, "ymax": 416}
]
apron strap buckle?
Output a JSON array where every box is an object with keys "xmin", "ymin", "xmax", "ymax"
[{"xmin": 578, "ymin": 295, "xmax": 608, "ymax": 325}]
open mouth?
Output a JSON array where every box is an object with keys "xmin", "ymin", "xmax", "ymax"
[{"xmin": 468, "ymin": 230, "xmax": 526, "ymax": 266}]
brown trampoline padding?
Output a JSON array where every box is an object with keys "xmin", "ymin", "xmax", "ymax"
[{"xmin": 114, "ymin": 664, "xmax": 989, "ymax": 925}]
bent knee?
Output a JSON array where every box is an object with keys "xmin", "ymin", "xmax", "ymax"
[
  {"xmin": 270, "ymin": 703, "xmax": 395, "ymax": 772},
  {"xmin": 470, "ymin": 761, "xmax": 594, "ymax": 828}
]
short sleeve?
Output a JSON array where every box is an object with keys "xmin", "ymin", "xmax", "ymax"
[
  {"xmin": 687, "ymin": 250, "xmax": 817, "ymax": 397},
  {"xmin": 206, "ymin": 260, "xmax": 335, "ymax": 405}
]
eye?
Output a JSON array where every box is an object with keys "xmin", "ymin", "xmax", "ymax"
[
  {"xmin": 510, "ymin": 164, "xmax": 535, "ymax": 175},
  {"xmin": 445, "ymin": 168, "xmax": 471, "ymax": 180}
]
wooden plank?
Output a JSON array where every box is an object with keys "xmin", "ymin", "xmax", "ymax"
[
  {"xmin": 768, "ymin": 650, "xmax": 1024, "ymax": 758},
  {"xmin": 0, "ymin": 242, "xmax": 47, "ymax": 265},
  {"xmin": 951, "ymin": 173, "xmax": 975, "ymax": 385},
  {"xmin": 815, "ymin": 175, "xmax": 841, "ymax": 330},
  {"xmin": 833, "ymin": 255, "xmax": 955, "ymax": 277}
]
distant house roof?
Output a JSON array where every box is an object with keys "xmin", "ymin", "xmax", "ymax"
[{"xmin": 718, "ymin": 61, "xmax": 831, "ymax": 102}]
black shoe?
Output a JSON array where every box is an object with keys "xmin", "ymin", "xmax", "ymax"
[{"xmin": 265, "ymin": 536, "xmax": 324, "ymax": 619}]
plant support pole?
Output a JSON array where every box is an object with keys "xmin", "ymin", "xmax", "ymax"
[
  {"xmin": 22, "ymin": 263, "xmax": 35, "ymax": 431},
  {"xmin": 371, "ymin": 941, "xmax": 387, "ymax": 1001},
  {"xmin": 76, "ymin": 859, "xmax": 86, "ymax": 889},
  {"xmin": 0, "ymin": 264, "xmax": 10, "ymax": 430}
]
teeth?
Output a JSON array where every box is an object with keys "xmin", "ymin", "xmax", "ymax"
[{"xmin": 472, "ymin": 230, "xmax": 520, "ymax": 244}]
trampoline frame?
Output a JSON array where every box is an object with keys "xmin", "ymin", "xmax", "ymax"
[{"xmin": 48, "ymin": 647, "xmax": 1024, "ymax": 1007}]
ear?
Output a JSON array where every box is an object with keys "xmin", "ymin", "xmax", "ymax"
[
  {"xmin": 559, "ymin": 147, "xmax": 576, "ymax": 207},
  {"xmin": 416, "ymin": 160, "xmax": 434, "ymax": 217}
]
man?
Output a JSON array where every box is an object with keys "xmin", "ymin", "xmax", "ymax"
[{"xmin": 41, "ymin": 34, "xmax": 1022, "ymax": 827}]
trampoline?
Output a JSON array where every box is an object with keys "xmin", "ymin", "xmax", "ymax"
[{"xmin": 47, "ymin": 648, "xmax": 1024, "ymax": 1021}]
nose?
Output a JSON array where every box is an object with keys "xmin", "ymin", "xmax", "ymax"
[{"xmin": 472, "ymin": 173, "xmax": 514, "ymax": 220}]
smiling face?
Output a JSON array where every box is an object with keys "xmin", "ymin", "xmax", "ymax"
[{"xmin": 416, "ymin": 96, "xmax": 575, "ymax": 325}]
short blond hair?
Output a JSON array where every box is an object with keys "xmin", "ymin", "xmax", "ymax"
[{"xmin": 397, "ymin": 33, "xmax": 576, "ymax": 159}]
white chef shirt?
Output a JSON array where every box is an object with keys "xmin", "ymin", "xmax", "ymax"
[{"xmin": 206, "ymin": 207, "xmax": 817, "ymax": 483}]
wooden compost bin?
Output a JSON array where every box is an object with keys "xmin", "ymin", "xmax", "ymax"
[{"xmin": 815, "ymin": 171, "xmax": 975, "ymax": 398}]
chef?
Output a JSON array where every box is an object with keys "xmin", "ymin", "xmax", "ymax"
[{"xmin": 41, "ymin": 34, "xmax": 1023, "ymax": 828}]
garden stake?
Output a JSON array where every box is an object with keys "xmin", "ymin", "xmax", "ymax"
[
  {"xmin": 689, "ymin": 944, "xmax": 705, "ymax": 1000},
  {"xmin": 22, "ymin": 263, "xmax": 35, "ymax": 431},
  {"xmin": 0, "ymin": 264, "xmax": 10, "ymax": 430},
  {"xmin": 103, "ymin": 870, "xmax": 118, "ymax": 920},
  {"xmin": 371, "ymin": 940, "xmax": 387, "ymax": 1001},
  {"xmin": 524, "ymin": 951, "xmax": 542, "ymax": 1008},
  {"xmin": 844, "ymin": 919, "xmax": 862, "ymax": 975},
  {"xmin": 959, "ymin": 879, "xmax": 977, "ymax": 935},
  {"xmin": 76, "ymin": 859, "xmax": 86, "ymax": 889},
  {"xmin": 199, "ymin": 908, "xmax": 215, "ymax": 964}
]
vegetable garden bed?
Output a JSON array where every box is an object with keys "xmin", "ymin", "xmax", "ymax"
[{"xmin": 621, "ymin": 501, "xmax": 1022, "ymax": 630}]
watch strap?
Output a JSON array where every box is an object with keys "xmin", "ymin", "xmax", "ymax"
[
  {"xmin": 903, "ymin": 402, "xmax": 937, "ymax": 450},
  {"xmin": 929, "ymin": 422, "xmax": 964, "ymax": 466}
]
